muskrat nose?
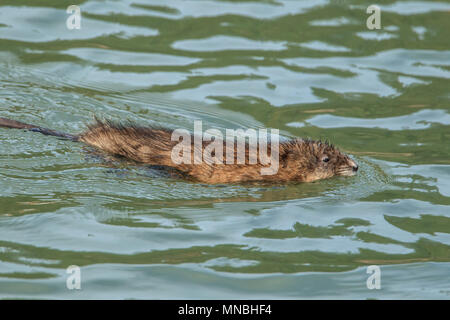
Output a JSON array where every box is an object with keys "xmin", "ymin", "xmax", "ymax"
[{"xmin": 352, "ymin": 165, "xmax": 359, "ymax": 172}]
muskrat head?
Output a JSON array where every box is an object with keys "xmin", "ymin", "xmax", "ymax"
[{"xmin": 280, "ymin": 139, "xmax": 358, "ymax": 182}]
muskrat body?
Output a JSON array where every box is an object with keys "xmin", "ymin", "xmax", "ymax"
[{"xmin": 0, "ymin": 117, "xmax": 358, "ymax": 184}]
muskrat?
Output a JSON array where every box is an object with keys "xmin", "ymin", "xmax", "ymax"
[{"xmin": 0, "ymin": 117, "xmax": 358, "ymax": 184}]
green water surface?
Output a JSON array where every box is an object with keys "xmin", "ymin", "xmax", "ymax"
[{"xmin": 0, "ymin": 0, "xmax": 449, "ymax": 299}]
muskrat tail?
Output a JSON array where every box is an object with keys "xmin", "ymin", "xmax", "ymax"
[{"xmin": 0, "ymin": 117, "xmax": 78, "ymax": 141}]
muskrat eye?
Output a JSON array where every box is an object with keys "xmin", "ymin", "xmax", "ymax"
[{"xmin": 322, "ymin": 157, "xmax": 330, "ymax": 163}]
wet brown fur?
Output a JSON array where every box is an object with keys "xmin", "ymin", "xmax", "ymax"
[
  {"xmin": 78, "ymin": 120, "xmax": 358, "ymax": 184},
  {"xmin": 0, "ymin": 116, "xmax": 358, "ymax": 184}
]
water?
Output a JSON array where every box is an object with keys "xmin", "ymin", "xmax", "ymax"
[{"xmin": 0, "ymin": 0, "xmax": 449, "ymax": 299}]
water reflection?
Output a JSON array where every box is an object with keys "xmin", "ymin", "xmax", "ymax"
[{"xmin": 0, "ymin": 0, "xmax": 449, "ymax": 299}]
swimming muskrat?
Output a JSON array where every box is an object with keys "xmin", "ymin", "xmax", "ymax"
[{"xmin": 0, "ymin": 117, "xmax": 358, "ymax": 184}]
